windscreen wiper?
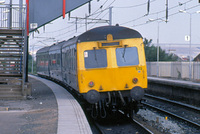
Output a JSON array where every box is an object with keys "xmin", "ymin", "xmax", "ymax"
[
  {"xmin": 93, "ymin": 47, "xmax": 98, "ymax": 62},
  {"xmin": 122, "ymin": 45, "xmax": 128, "ymax": 62}
]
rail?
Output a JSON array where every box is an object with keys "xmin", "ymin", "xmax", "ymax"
[
  {"xmin": 144, "ymin": 94, "xmax": 200, "ymax": 112},
  {"xmin": 0, "ymin": 4, "xmax": 26, "ymax": 29}
]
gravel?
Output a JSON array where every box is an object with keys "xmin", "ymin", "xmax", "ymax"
[{"xmin": 136, "ymin": 108, "xmax": 200, "ymax": 134}]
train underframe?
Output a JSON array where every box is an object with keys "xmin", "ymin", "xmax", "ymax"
[
  {"xmin": 37, "ymin": 74, "xmax": 145, "ymax": 119},
  {"xmin": 84, "ymin": 89, "xmax": 145, "ymax": 119}
]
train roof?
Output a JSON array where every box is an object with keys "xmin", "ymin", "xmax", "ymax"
[
  {"xmin": 78, "ymin": 25, "xmax": 142, "ymax": 42},
  {"xmin": 37, "ymin": 25, "xmax": 143, "ymax": 53},
  {"xmin": 62, "ymin": 25, "xmax": 143, "ymax": 47},
  {"xmin": 36, "ymin": 46, "xmax": 51, "ymax": 54},
  {"xmin": 62, "ymin": 37, "xmax": 78, "ymax": 48},
  {"xmin": 49, "ymin": 41, "xmax": 66, "ymax": 51}
]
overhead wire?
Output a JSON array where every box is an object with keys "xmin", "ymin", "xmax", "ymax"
[
  {"xmin": 88, "ymin": 0, "xmax": 116, "ymax": 29},
  {"xmin": 114, "ymin": 0, "xmax": 157, "ymax": 9},
  {"xmin": 44, "ymin": 0, "xmax": 109, "ymax": 34},
  {"xmin": 31, "ymin": 0, "xmax": 197, "ymax": 46},
  {"xmin": 149, "ymin": 0, "xmax": 193, "ymax": 16},
  {"xmin": 87, "ymin": 0, "xmax": 109, "ymax": 17},
  {"xmin": 56, "ymin": 8, "xmax": 111, "ymax": 40},
  {"xmin": 132, "ymin": 4, "xmax": 200, "ymax": 28},
  {"xmin": 55, "ymin": 0, "xmax": 114, "ymax": 40},
  {"xmin": 89, "ymin": 11, "xmax": 109, "ymax": 29},
  {"xmin": 119, "ymin": 0, "xmax": 194, "ymax": 26}
]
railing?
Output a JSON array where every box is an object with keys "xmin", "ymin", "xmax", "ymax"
[
  {"xmin": 147, "ymin": 62, "xmax": 200, "ymax": 81},
  {"xmin": 0, "ymin": 4, "xmax": 26, "ymax": 29}
]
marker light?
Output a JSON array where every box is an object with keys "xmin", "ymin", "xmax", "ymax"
[
  {"xmin": 89, "ymin": 81, "xmax": 94, "ymax": 87},
  {"xmin": 132, "ymin": 78, "xmax": 138, "ymax": 84}
]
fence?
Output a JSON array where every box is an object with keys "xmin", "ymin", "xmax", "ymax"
[
  {"xmin": 0, "ymin": 4, "xmax": 26, "ymax": 29},
  {"xmin": 147, "ymin": 62, "xmax": 200, "ymax": 81}
]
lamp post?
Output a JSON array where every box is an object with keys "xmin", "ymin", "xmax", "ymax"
[
  {"xmin": 8, "ymin": 0, "xmax": 12, "ymax": 29},
  {"xmin": 19, "ymin": 0, "xmax": 23, "ymax": 28},
  {"xmin": 31, "ymin": 45, "xmax": 34, "ymax": 74},
  {"xmin": 179, "ymin": 10, "xmax": 200, "ymax": 80},
  {"xmin": 148, "ymin": 18, "xmax": 167, "ymax": 77},
  {"xmin": 157, "ymin": 21, "xmax": 160, "ymax": 77}
]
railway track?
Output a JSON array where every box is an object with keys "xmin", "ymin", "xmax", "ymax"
[
  {"xmin": 92, "ymin": 111, "xmax": 153, "ymax": 134},
  {"xmin": 131, "ymin": 117, "xmax": 154, "ymax": 134},
  {"xmin": 143, "ymin": 94, "xmax": 200, "ymax": 128},
  {"xmin": 145, "ymin": 94, "xmax": 200, "ymax": 112},
  {"xmin": 57, "ymin": 81, "xmax": 155, "ymax": 134},
  {"xmin": 57, "ymin": 81, "xmax": 163, "ymax": 134},
  {"xmin": 67, "ymin": 87, "xmax": 154, "ymax": 133}
]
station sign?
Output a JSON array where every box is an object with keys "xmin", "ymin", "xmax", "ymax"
[
  {"xmin": 30, "ymin": 23, "xmax": 38, "ymax": 29},
  {"xmin": 185, "ymin": 35, "xmax": 190, "ymax": 41}
]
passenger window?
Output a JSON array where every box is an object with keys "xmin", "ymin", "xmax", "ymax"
[
  {"xmin": 84, "ymin": 49, "xmax": 107, "ymax": 69},
  {"xmin": 116, "ymin": 47, "xmax": 139, "ymax": 66}
]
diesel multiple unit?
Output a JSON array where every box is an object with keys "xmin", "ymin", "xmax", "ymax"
[{"xmin": 36, "ymin": 25, "xmax": 147, "ymax": 118}]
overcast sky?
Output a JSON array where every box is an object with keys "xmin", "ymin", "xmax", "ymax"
[{"xmin": 5, "ymin": 0, "xmax": 200, "ymax": 58}]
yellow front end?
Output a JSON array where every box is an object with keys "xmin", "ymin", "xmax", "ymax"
[{"xmin": 77, "ymin": 38, "xmax": 147, "ymax": 94}]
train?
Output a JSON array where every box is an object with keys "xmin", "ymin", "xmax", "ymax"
[{"xmin": 36, "ymin": 25, "xmax": 147, "ymax": 118}]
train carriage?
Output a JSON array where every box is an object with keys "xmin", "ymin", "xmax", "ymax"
[
  {"xmin": 62, "ymin": 38, "xmax": 78, "ymax": 90},
  {"xmin": 49, "ymin": 41, "xmax": 66, "ymax": 81},
  {"xmin": 36, "ymin": 46, "xmax": 51, "ymax": 77}
]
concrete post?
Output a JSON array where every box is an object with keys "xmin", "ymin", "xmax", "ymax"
[
  {"xmin": 19, "ymin": 0, "xmax": 23, "ymax": 28},
  {"xmin": 109, "ymin": 7, "xmax": 113, "ymax": 25}
]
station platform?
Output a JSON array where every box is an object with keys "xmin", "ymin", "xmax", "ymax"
[
  {"xmin": 148, "ymin": 77, "xmax": 200, "ymax": 89},
  {"xmin": 147, "ymin": 77, "xmax": 200, "ymax": 106},
  {"xmin": 0, "ymin": 75, "xmax": 92, "ymax": 134}
]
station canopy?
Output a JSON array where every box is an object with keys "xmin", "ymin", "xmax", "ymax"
[{"xmin": 29, "ymin": 0, "xmax": 91, "ymax": 32}]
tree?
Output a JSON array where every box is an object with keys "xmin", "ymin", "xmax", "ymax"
[
  {"xmin": 28, "ymin": 53, "xmax": 36, "ymax": 74},
  {"xmin": 143, "ymin": 38, "xmax": 178, "ymax": 61}
]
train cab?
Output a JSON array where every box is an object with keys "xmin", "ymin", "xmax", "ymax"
[{"xmin": 76, "ymin": 26, "xmax": 147, "ymax": 105}]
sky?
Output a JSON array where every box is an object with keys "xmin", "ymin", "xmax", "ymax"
[{"xmin": 3, "ymin": 0, "xmax": 200, "ymax": 59}]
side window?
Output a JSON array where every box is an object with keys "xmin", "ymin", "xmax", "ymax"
[
  {"xmin": 73, "ymin": 48, "xmax": 75, "ymax": 70},
  {"xmin": 57, "ymin": 53, "xmax": 60, "ymax": 66},
  {"xmin": 72, "ymin": 48, "xmax": 74, "ymax": 70},
  {"xmin": 67, "ymin": 48, "xmax": 70, "ymax": 70},
  {"xmin": 65, "ymin": 52, "xmax": 67, "ymax": 67}
]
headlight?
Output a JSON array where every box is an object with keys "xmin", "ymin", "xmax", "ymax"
[
  {"xmin": 88, "ymin": 81, "xmax": 94, "ymax": 87},
  {"xmin": 132, "ymin": 78, "xmax": 138, "ymax": 84}
]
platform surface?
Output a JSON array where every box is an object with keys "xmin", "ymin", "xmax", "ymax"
[
  {"xmin": 0, "ymin": 75, "xmax": 92, "ymax": 134},
  {"xmin": 30, "ymin": 75, "xmax": 92, "ymax": 134}
]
